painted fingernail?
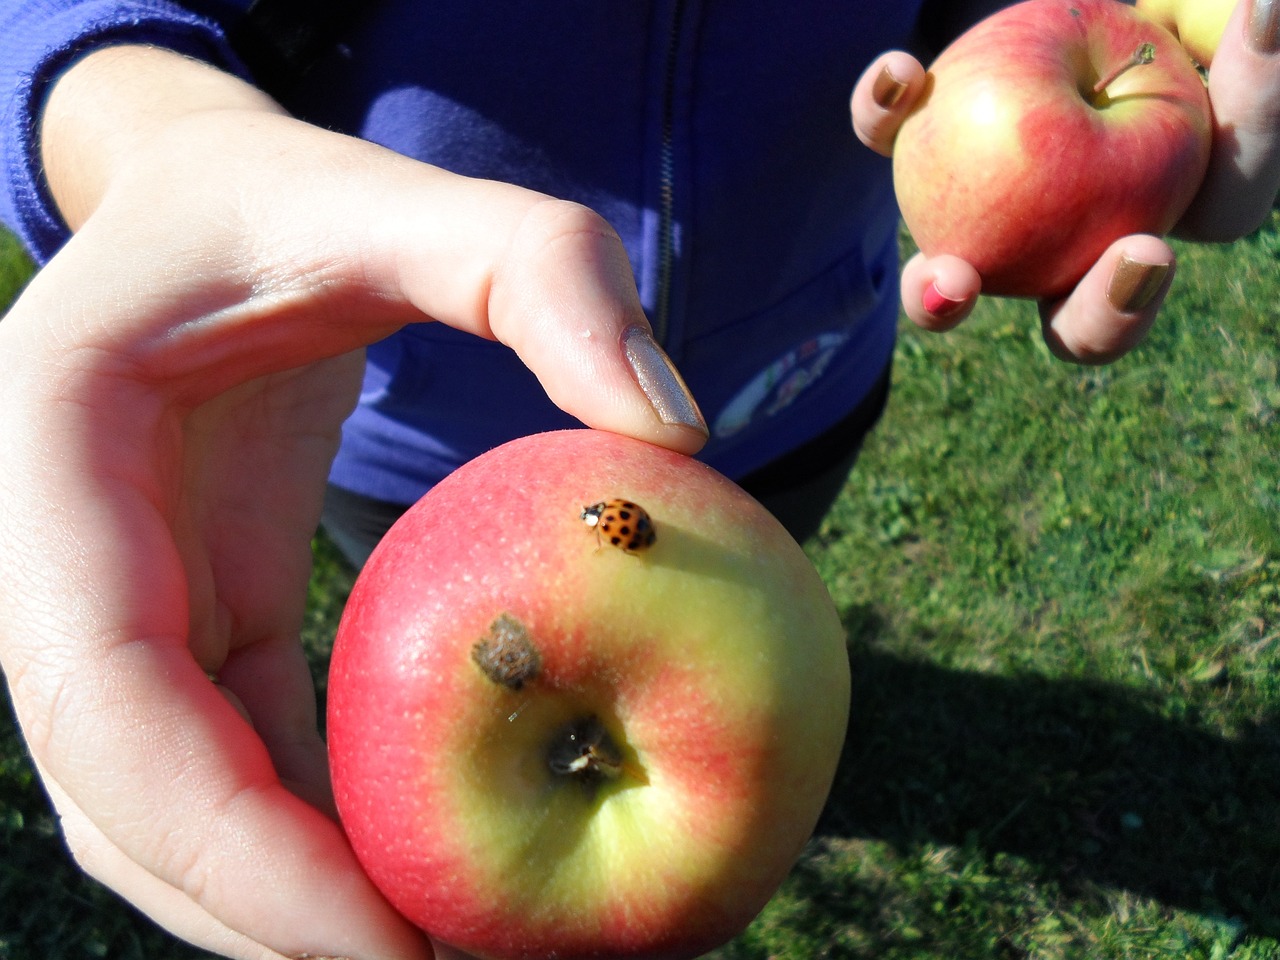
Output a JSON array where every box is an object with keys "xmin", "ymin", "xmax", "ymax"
[
  {"xmin": 922, "ymin": 281, "xmax": 969, "ymax": 319},
  {"xmin": 621, "ymin": 325, "xmax": 708, "ymax": 438},
  {"xmin": 1250, "ymin": 0, "xmax": 1280, "ymax": 54},
  {"xmin": 1106, "ymin": 256, "xmax": 1169, "ymax": 313},
  {"xmin": 872, "ymin": 64, "xmax": 908, "ymax": 110}
]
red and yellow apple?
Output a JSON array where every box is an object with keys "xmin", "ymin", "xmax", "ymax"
[
  {"xmin": 893, "ymin": 0, "xmax": 1213, "ymax": 299},
  {"xmin": 327, "ymin": 429, "xmax": 851, "ymax": 960},
  {"xmin": 1136, "ymin": 0, "xmax": 1235, "ymax": 66}
]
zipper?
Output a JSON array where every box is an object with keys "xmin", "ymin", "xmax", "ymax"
[{"xmin": 653, "ymin": 0, "xmax": 686, "ymax": 345}]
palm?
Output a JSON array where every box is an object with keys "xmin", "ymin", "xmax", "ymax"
[
  {"xmin": 163, "ymin": 355, "xmax": 363, "ymax": 787},
  {"xmin": 0, "ymin": 216, "xmax": 420, "ymax": 956}
]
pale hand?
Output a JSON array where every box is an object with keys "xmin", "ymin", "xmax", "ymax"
[{"xmin": 0, "ymin": 47, "xmax": 704, "ymax": 960}]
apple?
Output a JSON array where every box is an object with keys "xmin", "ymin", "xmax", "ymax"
[
  {"xmin": 327, "ymin": 429, "xmax": 851, "ymax": 960},
  {"xmin": 892, "ymin": 0, "xmax": 1213, "ymax": 299},
  {"xmin": 1136, "ymin": 0, "xmax": 1234, "ymax": 66}
]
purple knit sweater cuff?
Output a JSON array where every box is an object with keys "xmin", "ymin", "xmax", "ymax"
[{"xmin": 0, "ymin": 0, "xmax": 247, "ymax": 263}]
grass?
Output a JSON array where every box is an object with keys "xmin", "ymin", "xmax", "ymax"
[{"xmin": 2, "ymin": 213, "xmax": 1279, "ymax": 959}]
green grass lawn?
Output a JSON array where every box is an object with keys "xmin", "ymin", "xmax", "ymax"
[{"xmin": 1, "ymin": 215, "xmax": 1278, "ymax": 960}]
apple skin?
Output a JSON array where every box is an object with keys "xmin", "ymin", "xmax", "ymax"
[
  {"xmin": 893, "ymin": 0, "xmax": 1213, "ymax": 299},
  {"xmin": 327, "ymin": 429, "xmax": 851, "ymax": 960},
  {"xmin": 1136, "ymin": 0, "xmax": 1234, "ymax": 66}
]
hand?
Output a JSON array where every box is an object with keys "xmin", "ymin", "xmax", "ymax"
[
  {"xmin": 850, "ymin": 1, "xmax": 1280, "ymax": 364},
  {"xmin": 1172, "ymin": 0, "xmax": 1280, "ymax": 240},
  {"xmin": 0, "ymin": 47, "xmax": 704, "ymax": 960}
]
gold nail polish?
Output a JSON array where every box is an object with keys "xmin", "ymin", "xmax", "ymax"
[
  {"xmin": 871, "ymin": 64, "xmax": 908, "ymax": 110},
  {"xmin": 1250, "ymin": 0, "xmax": 1280, "ymax": 54},
  {"xmin": 1107, "ymin": 257, "xmax": 1169, "ymax": 314},
  {"xmin": 621, "ymin": 325, "xmax": 708, "ymax": 437}
]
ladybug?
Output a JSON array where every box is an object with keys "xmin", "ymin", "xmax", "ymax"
[{"xmin": 581, "ymin": 498, "xmax": 656, "ymax": 553}]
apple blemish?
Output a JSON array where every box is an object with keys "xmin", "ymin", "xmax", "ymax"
[{"xmin": 471, "ymin": 612, "xmax": 542, "ymax": 690}]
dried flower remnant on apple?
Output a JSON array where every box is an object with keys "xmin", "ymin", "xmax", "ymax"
[{"xmin": 471, "ymin": 612, "xmax": 542, "ymax": 690}]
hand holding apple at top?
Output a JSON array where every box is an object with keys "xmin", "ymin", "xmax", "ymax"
[{"xmin": 852, "ymin": 0, "xmax": 1280, "ymax": 363}]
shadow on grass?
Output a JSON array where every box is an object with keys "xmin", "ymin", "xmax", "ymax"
[{"xmin": 816, "ymin": 605, "xmax": 1280, "ymax": 936}]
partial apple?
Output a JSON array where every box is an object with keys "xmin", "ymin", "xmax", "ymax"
[
  {"xmin": 893, "ymin": 0, "xmax": 1213, "ymax": 299},
  {"xmin": 327, "ymin": 429, "xmax": 851, "ymax": 960},
  {"xmin": 1136, "ymin": 0, "xmax": 1235, "ymax": 66}
]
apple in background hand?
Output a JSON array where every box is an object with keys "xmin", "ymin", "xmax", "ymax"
[
  {"xmin": 1136, "ymin": 0, "xmax": 1235, "ymax": 66},
  {"xmin": 327, "ymin": 429, "xmax": 851, "ymax": 960},
  {"xmin": 893, "ymin": 0, "xmax": 1213, "ymax": 299}
]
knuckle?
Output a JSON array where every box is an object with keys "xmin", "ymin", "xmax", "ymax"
[{"xmin": 513, "ymin": 197, "xmax": 623, "ymax": 260}]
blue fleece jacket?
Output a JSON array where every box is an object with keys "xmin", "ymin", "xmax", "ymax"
[{"xmin": 1, "ymin": 0, "xmax": 920, "ymax": 504}]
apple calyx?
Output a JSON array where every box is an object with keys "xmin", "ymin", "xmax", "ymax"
[
  {"xmin": 1091, "ymin": 41, "xmax": 1157, "ymax": 98},
  {"xmin": 546, "ymin": 714, "xmax": 646, "ymax": 790}
]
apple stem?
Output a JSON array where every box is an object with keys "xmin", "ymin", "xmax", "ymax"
[{"xmin": 1092, "ymin": 42, "xmax": 1157, "ymax": 97}]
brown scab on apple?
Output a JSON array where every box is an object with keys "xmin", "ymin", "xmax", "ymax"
[{"xmin": 471, "ymin": 612, "xmax": 542, "ymax": 690}]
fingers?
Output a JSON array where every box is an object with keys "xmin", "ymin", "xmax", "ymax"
[
  {"xmin": 70, "ymin": 110, "xmax": 709, "ymax": 456},
  {"xmin": 1039, "ymin": 235, "xmax": 1174, "ymax": 364},
  {"xmin": 215, "ymin": 636, "xmax": 336, "ymax": 816},
  {"xmin": 0, "ymin": 312, "xmax": 423, "ymax": 960},
  {"xmin": 851, "ymin": 51, "xmax": 929, "ymax": 156},
  {"xmin": 369, "ymin": 177, "xmax": 708, "ymax": 454},
  {"xmin": 900, "ymin": 251, "xmax": 982, "ymax": 331},
  {"xmin": 1176, "ymin": 0, "xmax": 1280, "ymax": 240},
  {"xmin": 901, "ymin": 236, "xmax": 1172, "ymax": 365},
  {"xmin": 379, "ymin": 182, "xmax": 709, "ymax": 451},
  {"xmin": 9, "ymin": 632, "xmax": 429, "ymax": 960},
  {"xmin": 39, "ymin": 773, "xmax": 291, "ymax": 960},
  {"xmin": 480, "ymin": 199, "xmax": 709, "ymax": 452}
]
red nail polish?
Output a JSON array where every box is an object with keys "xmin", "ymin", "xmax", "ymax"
[{"xmin": 922, "ymin": 282, "xmax": 968, "ymax": 318}]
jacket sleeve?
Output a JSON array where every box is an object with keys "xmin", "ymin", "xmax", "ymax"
[{"xmin": 0, "ymin": 0, "xmax": 249, "ymax": 263}]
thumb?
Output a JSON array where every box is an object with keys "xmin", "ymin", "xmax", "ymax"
[
  {"xmin": 276, "ymin": 126, "xmax": 710, "ymax": 453},
  {"xmin": 390, "ymin": 189, "xmax": 709, "ymax": 453},
  {"xmin": 850, "ymin": 50, "xmax": 930, "ymax": 157},
  {"xmin": 72, "ymin": 111, "xmax": 708, "ymax": 454}
]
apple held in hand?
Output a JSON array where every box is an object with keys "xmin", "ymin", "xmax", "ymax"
[
  {"xmin": 327, "ymin": 429, "xmax": 850, "ymax": 960},
  {"xmin": 893, "ymin": 0, "xmax": 1212, "ymax": 299},
  {"xmin": 1136, "ymin": 0, "xmax": 1234, "ymax": 66}
]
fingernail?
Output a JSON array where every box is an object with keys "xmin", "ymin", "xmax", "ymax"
[
  {"xmin": 621, "ymin": 325, "xmax": 708, "ymax": 438},
  {"xmin": 1250, "ymin": 0, "xmax": 1280, "ymax": 54},
  {"xmin": 922, "ymin": 281, "xmax": 969, "ymax": 319},
  {"xmin": 1106, "ymin": 256, "xmax": 1169, "ymax": 313},
  {"xmin": 871, "ymin": 64, "xmax": 908, "ymax": 110}
]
